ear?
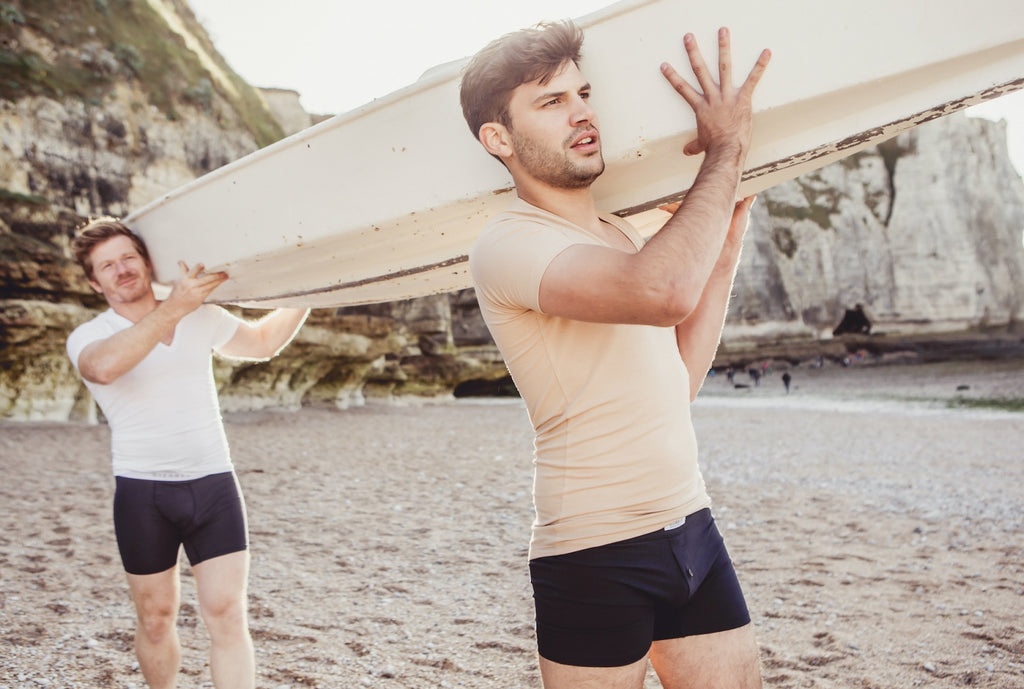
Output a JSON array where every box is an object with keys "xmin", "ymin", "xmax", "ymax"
[
  {"xmin": 478, "ymin": 122, "xmax": 513, "ymax": 160},
  {"xmin": 87, "ymin": 279, "xmax": 103, "ymax": 294}
]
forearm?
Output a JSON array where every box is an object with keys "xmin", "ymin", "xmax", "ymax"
[
  {"xmin": 638, "ymin": 143, "xmax": 744, "ymax": 315},
  {"xmin": 646, "ymin": 29, "xmax": 767, "ymax": 324},
  {"xmin": 218, "ymin": 307, "xmax": 310, "ymax": 360},
  {"xmin": 77, "ymin": 300, "xmax": 188, "ymax": 384},
  {"xmin": 259, "ymin": 307, "xmax": 310, "ymax": 356},
  {"xmin": 675, "ymin": 247, "xmax": 743, "ymax": 400}
]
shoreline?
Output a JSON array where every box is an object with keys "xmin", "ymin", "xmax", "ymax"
[{"xmin": 699, "ymin": 356, "xmax": 1024, "ymax": 407}]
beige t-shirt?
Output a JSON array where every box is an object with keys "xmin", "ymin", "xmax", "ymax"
[{"xmin": 470, "ymin": 197, "xmax": 711, "ymax": 560}]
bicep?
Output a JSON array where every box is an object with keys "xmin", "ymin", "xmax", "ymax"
[
  {"xmin": 68, "ymin": 324, "xmax": 121, "ymax": 384},
  {"xmin": 215, "ymin": 322, "xmax": 262, "ymax": 359},
  {"xmin": 73, "ymin": 340, "xmax": 105, "ymax": 382},
  {"xmin": 538, "ymin": 244, "xmax": 680, "ymax": 326}
]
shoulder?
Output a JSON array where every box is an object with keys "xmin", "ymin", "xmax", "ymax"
[
  {"xmin": 485, "ymin": 198, "xmax": 575, "ymax": 236},
  {"xmin": 471, "ymin": 201, "xmax": 587, "ymax": 313},
  {"xmin": 68, "ymin": 309, "xmax": 120, "ymax": 340},
  {"xmin": 472, "ymin": 200, "xmax": 578, "ymax": 269},
  {"xmin": 66, "ymin": 309, "xmax": 120, "ymax": 362},
  {"xmin": 195, "ymin": 304, "xmax": 243, "ymax": 347},
  {"xmin": 189, "ymin": 303, "xmax": 237, "ymax": 326}
]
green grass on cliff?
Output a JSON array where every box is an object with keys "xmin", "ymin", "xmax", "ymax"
[
  {"xmin": 0, "ymin": 0, "xmax": 282, "ymax": 147},
  {"xmin": 0, "ymin": 187, "xmax": 46, "ymax": 205}
]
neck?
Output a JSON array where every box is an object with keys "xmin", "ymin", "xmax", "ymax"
[
  {"xmin": 108, "ymin": 289, "xmax": 159, "ymax": 324},
  {"xmin": 514, "ymin": 175, "xmax": 602, "ymax": 233}
]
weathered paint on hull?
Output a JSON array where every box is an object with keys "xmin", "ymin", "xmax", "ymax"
[{"xmin": 126, "ymin": 0, "xmax": 1024, "ymax": 308}]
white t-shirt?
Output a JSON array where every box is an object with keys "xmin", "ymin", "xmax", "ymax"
[
  {"xmin": 470, "ymin": 198, "xmax": 711, "ymax": 560},
  {"xmin": 67, "ymin": 305, "xmax": 241, "ymax": 480}
]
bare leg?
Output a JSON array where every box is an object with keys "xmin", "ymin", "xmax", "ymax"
[
  {"xmin": 538, "ymin": 654, "xmax": 648, "ymax": 689},
  {"xmin": 126, "ymin": 565, "xmax": 182, "ymax": 689},
  {"xmin": 191, "ymin": 550, "xmax": 254, "ymax": 689},
  {"xmin": 650, "ymin": 624, "xmax": 762, "ymax": 689}
]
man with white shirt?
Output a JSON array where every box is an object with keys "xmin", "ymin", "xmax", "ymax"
[{"xmin": 67, "ymin": 217, "xmax": 308, "ymax": 689}]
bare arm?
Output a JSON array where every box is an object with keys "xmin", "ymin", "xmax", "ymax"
[
  {"xmin": 676, "ymin": 195, "xmax": 755, "ymax": 399},
  {"xmin": 216, "ymin": 307, "xmax": 310, "ymax": 361},
  {"xmin": 538, "ymin": 29, "xmax": 770, "ymax": 326},
  {"xmin": 77, "ymin": 262, "xmax": 227, "ymax": 385}
]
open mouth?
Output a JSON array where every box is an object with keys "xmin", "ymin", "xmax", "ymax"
[{"xmin": 572, "ymin": 131, "xmax": 599, "ymax": 150}]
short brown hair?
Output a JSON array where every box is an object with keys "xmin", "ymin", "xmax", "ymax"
[
  {"xmin": 460, "ymin": 20, "xmax": 584, "ymax": 140},
  {"xmin": 71, "ymin": 217, "xmax": 151, "ymax": 281}
]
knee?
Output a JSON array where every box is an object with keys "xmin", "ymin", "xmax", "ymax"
[
  {"xmin": 200, "ymin": 594, "xmax": 248, "ymax": 636},
  {"xmin": 135, "ymin": 601, "xmax": 177, "ymax": 643}
]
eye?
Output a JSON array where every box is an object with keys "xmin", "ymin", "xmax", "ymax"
[
  {"xmin": 543, "ymin": 97, "xmax": 560, "ymax": 107},
  {"xmin": 580, "ymin": 90, "xmax": 591, "ymax": 100}
]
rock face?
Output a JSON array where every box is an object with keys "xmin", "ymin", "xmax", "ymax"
[
  {"xmin": 723, "ymin": 114, "xmax": 1024, "ymax": 359},
  {"xmin": 2, "ymin": 1, "xmax": 1023, "ymax": 421},
  {"xmin": 259, "ymin": 88, "xmax": 313, "ymax": 137},
  {"xmin": 0, "ymin": 0, "xmax": 508, "ymax": 421}
]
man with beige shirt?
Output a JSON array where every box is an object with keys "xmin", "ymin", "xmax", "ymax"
[{"xmin": 461, "ymin": 20, "xmax": 770, "ymax": 689}]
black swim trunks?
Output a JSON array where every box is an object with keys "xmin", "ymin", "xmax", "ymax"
[
  {"xmin": 529, "ymin": 508, "xmax": 750, "ymax": 667},
  {"xmin": 113, "ymin": 471, "xmax": 248, "ymax": 575}
]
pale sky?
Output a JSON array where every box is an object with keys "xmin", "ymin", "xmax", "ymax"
[{"xmin": 187, "ymin": 0, "xmax": 1023, "ymax": 177}]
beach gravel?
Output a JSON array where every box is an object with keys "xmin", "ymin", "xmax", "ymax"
[{"xmin": 1, "ymin": 360, "xmax": 1022, "ymax": 687}]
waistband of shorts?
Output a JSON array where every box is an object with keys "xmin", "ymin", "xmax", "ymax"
[
  {"xmin": 621, "ymin": 507, "xmax": 713, "ymax": 545},
  {"xmin": 115, "ymin": 470, "xmax": 233, "ymax": 484}
]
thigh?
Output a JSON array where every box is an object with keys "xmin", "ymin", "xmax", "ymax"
[
  {"xmin": 181, "ymin": 472, "xmax": 249, "ymax": 567},
  {"xmin": 539, "ymin": 654, "xmax": 648, "ymax": 689},
  {"xmin": 191, "ymin": 550, "xmax": 250, "ymax": 618},
  {"xmin": 649, "ymin": 623, "xmax": 761, "ymax": 689},
  {"xmin": 126, "ymin": 564, "xmax": 181, "ymax": 621},
  {"xmin": 114, "ymin": 477, "xmax": 181, "ymax": 575}
]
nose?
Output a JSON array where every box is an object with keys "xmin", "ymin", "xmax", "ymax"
[{"xmin": 570, "ymin": 94, "xmax": 596, "ymax": 127}]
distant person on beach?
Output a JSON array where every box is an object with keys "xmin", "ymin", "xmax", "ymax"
[
  {"xmin": 782, "ymin": 371, "xmax": 792, "ymax": 393},
  {"xmin": 461, "ymin": 20, "xmax": 770, "ymax": 689},
  {"xmin": 66, "ymin": 218, "xmax": 308, "ymax": 689}
]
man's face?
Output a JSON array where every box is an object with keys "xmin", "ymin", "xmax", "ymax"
[
  {"xmin": 505, "ymin": 60, "xmax": 604, "ymax": 189},
  {"xmin": 87, "ymin": 234, "xmax": 154, "ymax": 305}
]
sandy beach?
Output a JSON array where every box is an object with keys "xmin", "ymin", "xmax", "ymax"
[{"xmin": 1, "ymin": 359, "xmax": 1022, "ymax": 688}]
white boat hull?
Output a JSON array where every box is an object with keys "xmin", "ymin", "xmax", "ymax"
[{"xmin": 126, "ymin": 0, "xmax": 1024, "ymax": 308}]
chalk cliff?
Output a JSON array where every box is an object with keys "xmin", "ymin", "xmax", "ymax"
[
  {"xmin": 2, "ymin": 0, "xmax": 1022, "ymax": 421},
  {"xmin": 725, "ymin": 114, "xmax": 1024, "ymax": 353}
]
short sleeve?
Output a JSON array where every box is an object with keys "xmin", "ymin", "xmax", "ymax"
[
  {"xmin": 202, "ymin": 305, "xmax": 243, "ymax": 350},
  {"xmin": 66, "ymin": 316, "xmax": 115, "ymax": 371},
  {"xmin": 470, "ymin": 217, "xmax": 575, "ymax": 315}
]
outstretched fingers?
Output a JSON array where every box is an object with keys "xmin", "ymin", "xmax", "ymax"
[
  {"xmin": 683, "ymin": 32, "xmax": 717, "ymax": 96},
  {"xmin": 660, "ymin": 59, "xmax": 701, "ymax": 107},
  {"xmin": 739, "ymin": 48, "xmax": 772, "ymax": 97},
  {"xmin": 717, "ymin": 27, "xmax": 733, "ymax": 95},
  {"xmin": 741, "ymin": 48, "xmax": 770, "ymax": 100},
  {"xmin": 660, "ymin": 31, "xmax": 719, "ymax": 109}
]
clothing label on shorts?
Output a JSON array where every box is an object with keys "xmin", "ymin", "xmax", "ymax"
[{"xmin": 663, "ymin": 516, "xmax": 687, "ymax": 531}]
